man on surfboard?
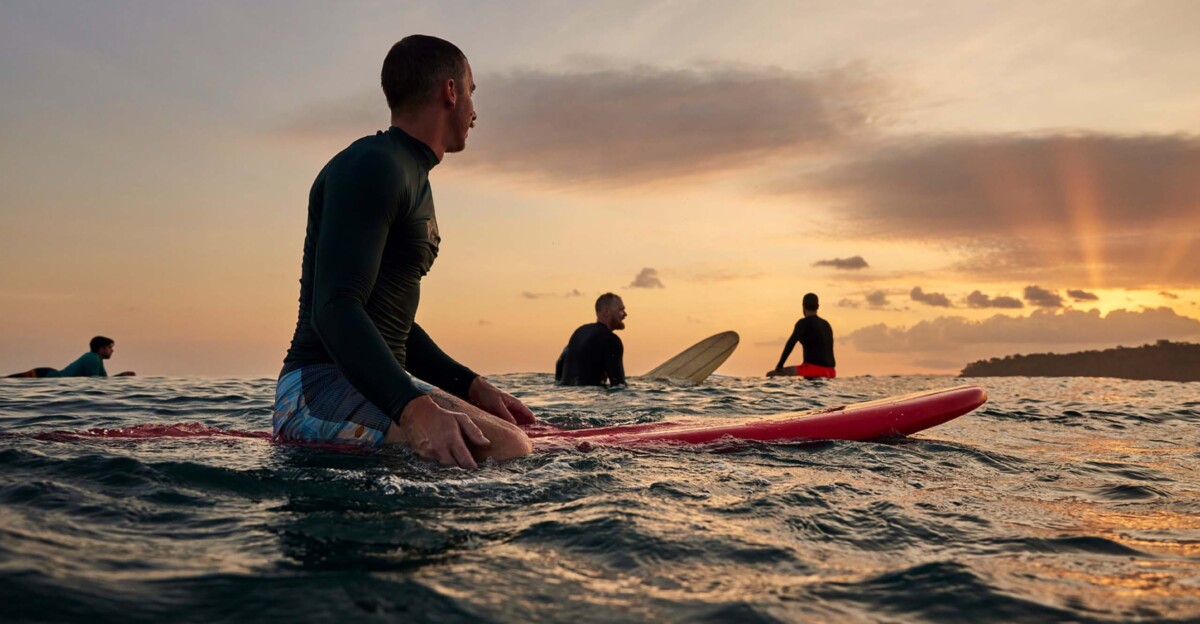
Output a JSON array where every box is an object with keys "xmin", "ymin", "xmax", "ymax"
[
  {"xmin": 768, "ymin": 293, "xmax": 836, "ymax": 378},
  {"xmin": 275, "ymin": 35, "xmax": 535, "ymax": 468},
  {"xmin": 5, "ymin": 336, "xmax": 136, "ymax": 378},
  {"xmin": 555, "ymin": 293, "xmax": 627, "ymax": 387}
]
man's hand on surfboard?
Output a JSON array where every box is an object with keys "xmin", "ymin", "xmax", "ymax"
[
  {"xmin": 469, "ymin": 377, "xmax": 537, "ymax": 426},
  {"xmin": 398, "ymin": 396, "xmax": 491, "ymax": 469}
]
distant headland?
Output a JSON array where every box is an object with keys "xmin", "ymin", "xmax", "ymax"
[{"xmin": 959, "ymin": 340, "xmax": 1200, "ymax": 382}]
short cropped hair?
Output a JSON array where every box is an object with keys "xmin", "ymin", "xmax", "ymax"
[
  {"xmin": 802, "ymin": 293, "xmax": 820, "ymax": 311},
  {"xmin": 90, "ymin": 336, "xmax": 114, "ymax": 353},
  {"xmin": 381, "ymin": 35, "xmax": 468, "ymax": 113},
  {"xmin": 595, "ymin": 293, "xmax": 621, "ymax": 314}
]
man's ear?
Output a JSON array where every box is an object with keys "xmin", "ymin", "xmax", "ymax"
[{"xmin": 444, "ymin": 78, "xmax": 458, "ymax": 107}]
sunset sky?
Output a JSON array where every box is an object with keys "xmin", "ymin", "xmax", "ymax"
[{"xmin": 2, "ymin": 0, "xmax": 1198, "ymax": 378}]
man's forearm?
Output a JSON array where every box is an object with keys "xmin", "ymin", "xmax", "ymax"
[
  {"xmin": 776, "ymin": 340, "xmax": 797, "ymax": 369},
  {"xmin": 404, "ymin": 323, "xmax": 478, "ymax": 400},
  {"xmin": 606, "ymin": 355, "xmax": 626, "ymax": 386},
  {"xmin": 313, "ymin": 299, "xmax": 426, "ymax": 421}
]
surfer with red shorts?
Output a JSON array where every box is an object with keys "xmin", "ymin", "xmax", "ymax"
[{"xmin": 768, "ymin": 293, "xmax": 836, "ymax": 378}]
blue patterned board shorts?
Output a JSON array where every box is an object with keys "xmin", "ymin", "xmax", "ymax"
[{"xmin": 274, "ymin": 363, "xmax": 434, "ymax": 447}]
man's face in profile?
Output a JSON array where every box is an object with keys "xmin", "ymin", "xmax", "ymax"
[
  {"xmin": 602, "ymin": 299, "xmax": 627, "ymax": 330},
  {"xmin": 446, "ymin": 62, "xmax": 476, "ymax": 154}
]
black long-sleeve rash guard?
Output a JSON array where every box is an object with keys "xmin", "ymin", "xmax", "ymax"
[
  {"xmin": 283, "ymin": 127, "xmax": 477, "ymax": 421},
  {"xmin": 554, "ymin": 323, "xmax": 626, "ymax": 387},
  {"xmin": 775, "ymin": 315, "xmax": 836, "ymax": 370}
]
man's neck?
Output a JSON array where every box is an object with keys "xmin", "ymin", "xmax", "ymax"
[{"xmin": 390, "ymin": 112, "xmax": 446, "ymax": 161}]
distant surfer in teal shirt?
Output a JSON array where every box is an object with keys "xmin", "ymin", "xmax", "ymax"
[{"xmin": 5, "ymin": 336, "xmax": 136, "ymax": 378}]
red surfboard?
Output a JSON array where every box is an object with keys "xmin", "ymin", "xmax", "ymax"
[
  {"xmin": 528, "ymin": 385, "xmax": 986, "ymax": 446},
  {"xmin": 26, "ymin": 387, "xmax": 986, "ymax": 453}
]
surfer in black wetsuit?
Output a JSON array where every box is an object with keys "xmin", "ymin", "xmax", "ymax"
[
  {"xmin": 768, "ymin": 293, "xmax": 837, "ymax": 378},
  {"xmin": 555, "ymin": 293, "xmax": 627, "ymax": 387},
  {"xmin": 275, "ymin": 35, "xmax": 535, "ymax": 469}
]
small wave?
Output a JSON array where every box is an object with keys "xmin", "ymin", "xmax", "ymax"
[
  {"xmin": 1090, "ymin": 483, "xmax": 1172, "ymax": 501},
  {"xmin": 1075, "ymin": 460, "xmax": 1170, "ymax": 482},
  {"xmin": 814, "ymin": 561, "xmax": 1081, "ymax": 621},
  {"xmin": 31, "ymin": 423, "xmax": 271, "ymax": 442},
  {"xmin": 992, "ymin": 535, "xmax": 1146, "ymax": 556}
]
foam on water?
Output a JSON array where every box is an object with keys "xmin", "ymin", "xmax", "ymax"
[{"xmin": 1, "ymin": 374, "xmax": 1198, "ymax": 622}]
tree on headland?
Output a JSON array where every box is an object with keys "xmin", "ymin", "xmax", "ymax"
[{"xmin": 959, "ymin": 340, "xmax": 1200, "ymax": 382}]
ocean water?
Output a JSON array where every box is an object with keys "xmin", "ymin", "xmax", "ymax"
[{"xmin": 0, "ymin": 374, "xmax": 1197, "ymax": 623}]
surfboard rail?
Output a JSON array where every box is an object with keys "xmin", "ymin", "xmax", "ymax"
[{"xmin": 530, "ymin": 385, "xmax": 987, "ymax": 446}]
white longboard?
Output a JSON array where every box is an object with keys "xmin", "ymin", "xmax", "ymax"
[{"xmin": 642, "ymin": 331, "xmax": 739, "ymax": 383}]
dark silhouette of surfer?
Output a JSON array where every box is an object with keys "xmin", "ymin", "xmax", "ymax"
[
  {"xmin": 555, "ymin": 293, "xmax": 627, "ymax": 387},
  {"xmin": 768, "ymin": 293, "xmax": 836, "ymax": 378}
]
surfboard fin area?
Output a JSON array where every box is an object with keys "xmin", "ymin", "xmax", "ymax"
[
  {"xmin": 642, "ymin": 331, "xmax": 740, "ymax": 383},
  {"xmin": 529, "ymin": 385, "xmax": 987, "ymax": 447}
]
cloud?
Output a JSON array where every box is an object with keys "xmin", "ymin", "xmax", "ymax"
[
  {"xmin": 685, "ymin": 270, "xmax": 767, "ymax": 283},
  {"xmin": 814, "ymin": 255, "xmax": 870, "ymax": 270},
  {"xmin": 629, "ymin": 267, "xmax": 665, "ymax": 289},
  {"xmin": 1024, "ymin": 285, "xmax": 1064, "ymax": 308},
  {"xmin": 776, "ymin": 133, "xmax": 1200, "ymax": 287},
  {"xmin": 522, "ymin": 289, "xmax": 584, "ymax": 300},
  {"xmin": 784, "ymin": 134, "xmax": 1200, "ymax": 234},
  {"xmin": 845, "ymin": 307, "xmax": 1200, "ymax": 354},
  {"xmin": 1160, "ymin": 291, "xmax": 1179, "ymax": 299},
  {"xmin": 462, "ymin": 63, "xmax": 885, "ymax": 185},
  {"xmin": 913, "ymin": 358, "xmax": 965, "ymax": 370},
  {"xmin": 910, "ymin": 286, "xmax": 953, "ymax": 307},
  {"xmin": 837, "ymin": 298, "xmax": 862, "ymax": 309},
  {"xmin": 865, "ymin": 290, "xmax": 890, "ymax": 308},
  {"xmin": 279, "ymin": 62, "xmax": 886, "ymax": 186},
  {"xmin": 1068, "ymin": 289, "xmax": 1099, "ymax": 301},
  {"xmin": 965, "ymin": 290, "xmax": 1024, "ymax": 309}
]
